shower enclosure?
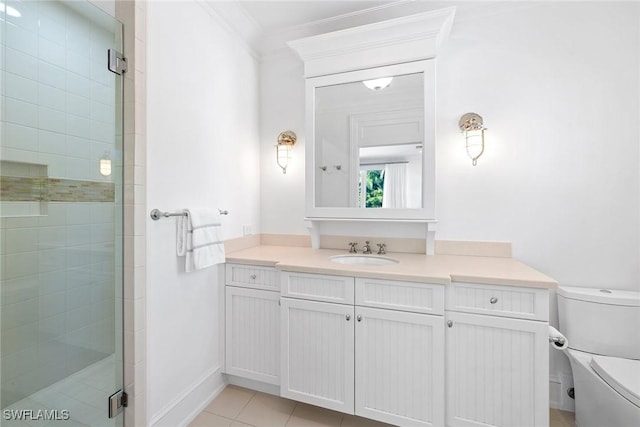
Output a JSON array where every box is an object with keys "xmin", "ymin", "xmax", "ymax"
[{"xmin": 1, "ymin": 0, "xmax": 124, "ymax": 425}]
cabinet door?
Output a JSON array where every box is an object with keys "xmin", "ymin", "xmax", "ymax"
[
  {"xmin": 355, "ymin": 307, "xmax": 444, "ymax": 427},
  {"xmin": 446, "ymin": 312, "xmax": 549, "ymax": 427},
  {"xmin": 226, "ymin": 286, "xmax": 280, "ymax": 384},
  {"xmin": 281, "ymin": 297, "xmax": 355, "ymax": 414}
]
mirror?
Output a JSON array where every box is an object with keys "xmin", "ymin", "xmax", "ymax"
[{"xmin": 305, "ymin": 61, "xmax": 435, "ymax": 220}]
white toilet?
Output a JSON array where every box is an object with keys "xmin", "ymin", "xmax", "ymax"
[{"xmin": 557, "ymin": 286, "xmax": 640, "ymax": 427}]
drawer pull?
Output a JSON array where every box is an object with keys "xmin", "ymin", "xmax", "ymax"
[
  {"xmin": 490, "ymin": 297, "xmax": 498, "ymax": 304},
  {"xmin": 357, "ymin": 315, "xmax": 362, "ymax": 322},
  {"xmin": 346, "ymin": 314, "xmax": 351, "ymax": 321},
  {"xmin": 447, "ymin": 320, "xmax": 453, "ymax": 328},
  {"xmin": 250, "ymin": 274, "xmax": 257, "ymax": 280}
]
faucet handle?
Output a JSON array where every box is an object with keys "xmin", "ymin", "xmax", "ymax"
[
  {"xmin": 377, "ymin": 243, "xmax": 387, "ymax": 255},
  {"xmin": 348, "ymin": 242, "xmax": 358, "ymax": 253}
]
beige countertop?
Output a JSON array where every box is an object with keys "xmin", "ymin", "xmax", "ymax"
[{"xmin": 225, "ymin": 246, "xmax": 557, "ymax": 289}]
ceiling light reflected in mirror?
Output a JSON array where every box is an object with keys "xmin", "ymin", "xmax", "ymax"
[{"xmin": 362, "ymin": 77, "xmax": 393, "ymax": 91}]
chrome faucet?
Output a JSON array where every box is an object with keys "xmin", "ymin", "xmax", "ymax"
[
  {"xmin": 348, "ymin": 242, "xmax": 358, "ymax": 253},
  {"xmin": 377, "ymin": 243, "xmax": 387, "ymax": 255},
  {"xmin": 362, "ymin": 241, "xmax": 372, "ymax": 254}
]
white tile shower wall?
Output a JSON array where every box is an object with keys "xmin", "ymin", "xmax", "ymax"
[
  {"xmin": 1, "ymin": 0, "xmax": 116, "ymax": 185},
  {"xmin": 1, "ymin": 203, "xmax": 116, "ymax": 405},
  {"xmin": 1, "ymin": 0, "xmax": 120, "ymax": 407}
]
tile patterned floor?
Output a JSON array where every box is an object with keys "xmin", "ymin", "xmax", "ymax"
[{"xmin": 190, "ymin": 385, "xmax": 577, "ymax": 427}]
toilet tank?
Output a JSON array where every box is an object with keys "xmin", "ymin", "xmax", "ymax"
[{"xmin": 558, "ymin": 286, "xmax": 640, "ymax": 360}]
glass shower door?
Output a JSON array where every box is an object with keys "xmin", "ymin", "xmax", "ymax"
[{"xmin": 1, "ymin": 1, "xmax": 124, "ymax": 425}]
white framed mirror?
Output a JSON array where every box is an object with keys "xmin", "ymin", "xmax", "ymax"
[{"xmin": 305, "ymin": 60, "xmax": 435, "ymax": 220}]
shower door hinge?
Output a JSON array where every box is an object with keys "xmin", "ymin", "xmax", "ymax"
[
  {"xmin": 107, "ymin": 49, "xmax": 128, "ymax": 75},
  {"xmin": 108, "ymin": 389, "xmax": 128, "ymax": 418}
]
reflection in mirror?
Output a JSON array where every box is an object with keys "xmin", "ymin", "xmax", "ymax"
[
  {"xmin": 314, "ymin": 72, "xmax": 424, "ymax": 209},
  {"xmin": 358, "ymin": 143, "xmax": 422, "ymax": 209}
]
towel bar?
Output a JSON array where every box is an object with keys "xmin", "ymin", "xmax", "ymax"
[{"xmin": 150, "ymin": 208, "xmax": 229, "ymax": 221}]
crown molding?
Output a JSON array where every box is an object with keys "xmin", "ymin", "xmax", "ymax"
[
  {"xmin": 195, "ymin": 1, "xmax": 540, "ymax": 63},
  {"xmin": 258, "ymin": 1, "xmax": 544, "ymax": 61},
  {"xmin": 288, "ymin": 7, "xmax": 456, "ymax": 77},
  {"xmin": 197, "ymin": 0, "xmax": 262, "ymax": 60}
]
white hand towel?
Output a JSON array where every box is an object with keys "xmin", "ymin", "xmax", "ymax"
[{"xmin": 176, "ymin": 209, "xmax": 225, "ymax": 272}]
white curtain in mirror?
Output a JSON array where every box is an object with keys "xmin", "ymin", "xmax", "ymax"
[{"xmin": 382, "ymin": 163, "xmax": 407, "ymax": 208}]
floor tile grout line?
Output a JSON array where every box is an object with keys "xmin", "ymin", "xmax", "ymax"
[
  {"xmin": 232, "ymin": 390, "xmax": 298, "ymax": 427},
  {"xmin": 232, "ymin": 389, "xmax": 257, "ymax": 423},
  {"xmin": 283, "ymin": 402, "xmax": 299, "ymax": 427},
  {"xmin": 284, "ymin": 401, "xmax": 297, "ymax": 426}
]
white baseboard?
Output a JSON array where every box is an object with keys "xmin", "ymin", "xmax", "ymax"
[
  {"xmin": 550, "ymin": 375, "xmax": 575, "ymax": 412},
  {"xmin": 151, "ymin": 366, "xmax": 226, "ymax": 427}
]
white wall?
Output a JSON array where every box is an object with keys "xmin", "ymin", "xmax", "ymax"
[
  {"xmin": 260, "ymin": 54, "xmax": 307, "ymax": 232},
  {"xmin": 260, "ymin": 1, "xmax": 640, "ymax": 384},
  {"xmin": 146, "ymin": 1, "xmax": 260, "ymax": 424}
]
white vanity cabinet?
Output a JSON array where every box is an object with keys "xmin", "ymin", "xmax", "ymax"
[
  {"xmin": 226, "ymin": 263, "xmax": 550, "ymax": 427},
  {"xmin": 280, "ymin": 271, "xmax": 445, "ymax": 427},
  {"xmin": 225, "ymin": 264, "xmax": 281, "ymax": 385},
  {"xmin": 445, "ymin": 283, "xmax": 549, "ymax": 427},
  {"xmin": 355, "ymin": 305, "xmax": 444, "ymax": 427},
  {"xmin": 280, "ymin": 296, "xmax": 356, "ymax": 412}
]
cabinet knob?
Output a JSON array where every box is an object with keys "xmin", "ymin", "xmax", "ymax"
[
  {"xmin": 357, "ymin": 315, "xmax": 362, "ymax": 322},
  {"xmin": 447, "ymin": 320, "xmax": 453, "ymax": 328},
  {"xmin": 346, "ymin": 314, "xmax": 351, "ymax": 321},
  {"xmin": 250, "ymin": 274, "xmax": 257, "ymax": 280},
  {"xmin": 490, "ymin": 297, "xmax": 498, "ymax": 304}
]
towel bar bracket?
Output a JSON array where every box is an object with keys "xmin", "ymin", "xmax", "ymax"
[{"xmin": 150, "ymin": 208, "xmax": 229, "ymax": 221}]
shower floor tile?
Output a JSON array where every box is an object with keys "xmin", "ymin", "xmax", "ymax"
[{"xmin": 2, "ymin": 355, "xmax": 119, "ymax": 427}]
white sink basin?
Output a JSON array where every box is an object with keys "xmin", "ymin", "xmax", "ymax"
[{"xmin": 329, "ymin": 255, "xmax": 399, "ymax": 266}]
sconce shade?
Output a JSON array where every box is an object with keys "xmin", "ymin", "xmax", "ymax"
[
  {"xmin": 362, "ymin": 77, "xmax": 393, "ymax": 91},
  {"xmin": 99, "ymin": 152, "xmax": 112, "ymax": 176},
  {"xmin": 458, "ymin": 113, "xmax": 486, "ymax": 166},
  {"xmin": 276, "ymin": 131, "xmax": 297, "ymax": 174}
]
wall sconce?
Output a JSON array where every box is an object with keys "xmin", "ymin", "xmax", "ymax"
[
  {"xmin": 362, "ymin": 77, "xmax": 393, "ymax": 91},
  {"xmin": 276, "ymin": 131, "xmax": 297, "ymax": 174},
  {"xmin": 458, "ymin": 112, "xmax": 486, "ymax": 166},
  {"xmin": 99, "ymin": 151, "xmax": 112, "ymax": 176}
]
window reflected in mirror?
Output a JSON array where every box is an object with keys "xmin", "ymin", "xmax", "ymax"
[{"xmin": 358, "ymin": 143, "xmax": 422, "ymax": 209}]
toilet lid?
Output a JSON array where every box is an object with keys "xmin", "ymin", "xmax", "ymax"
[{"xmin": 590, "ymin": 355, "xmax": 640, "ymax": 407}]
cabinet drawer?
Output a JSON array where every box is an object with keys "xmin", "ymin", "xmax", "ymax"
[
  {"xmin": 226, "ymin": 263, "xmax": 280, "ymax": 291},
  {"xmin": 355, "ymin": 278, "xmax": 444, "ymax": 315},
  {"xmin": 281, "ymin": 271, "xmax": 354, "ymax": 304},
  {"xmin": 446, "ymin": 283, "xmax": 548, "ymax": 321}
]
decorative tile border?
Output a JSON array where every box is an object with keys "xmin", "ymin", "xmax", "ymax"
[
  {"xmin": 48, "ymin": 179, "xmax": 115, "ymax": 202},
  {"xmin": 1, "ymin": 176, "xmax": 115, "ymax": 203},
  {"xmin": 0, "ymin": 176, "xmax": 47, "ymax": 201}
]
